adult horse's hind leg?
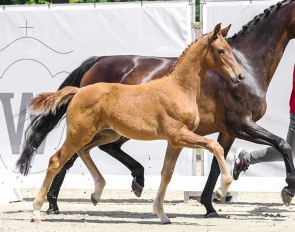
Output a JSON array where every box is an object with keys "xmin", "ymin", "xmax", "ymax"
[
  {"xmin": 47, "ymin": 154, "xmax": 78, "ymax": 215},
  {"xmin": 99, "ymin": 137, "xmax": 145, "ymax": 197}
]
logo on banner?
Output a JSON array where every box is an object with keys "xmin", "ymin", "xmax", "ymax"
[{"xmin": 0, "ymin": 19, "xmax": 73, "ymax": 171}]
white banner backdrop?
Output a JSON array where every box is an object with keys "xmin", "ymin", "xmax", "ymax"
[
  {"xmin": 0, "ymin": 2, "xmax": 196, "ymax": 189},
  {"xmin": 201, "ymin": 0, "xmax": 295, "ymax": 177}
]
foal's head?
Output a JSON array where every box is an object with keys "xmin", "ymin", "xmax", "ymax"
[{"xmin": 204, "ymin": 23, "xmax": 245, "ymax": 86}]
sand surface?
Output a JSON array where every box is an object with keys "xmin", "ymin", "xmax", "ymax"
[{"xmin": 1, "ymin": 188, "xmax": 295, "ymax": 232}]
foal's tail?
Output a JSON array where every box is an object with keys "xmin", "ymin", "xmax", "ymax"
[
  {"xmin": 29, "ymin": 86, "xmax": 79, "ymax": 116},
  {"xmin": 16, "ymin": 56, "xmax": 99, "ymax": 175}
]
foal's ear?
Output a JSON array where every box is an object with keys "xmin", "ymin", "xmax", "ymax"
[
  {"xmin": 212, "ymin": 23, "xmax": 221, "ymax": 40},
  {"xmin": 220, "ymin": 24, "xmax": 231, "ymax": 38},
  {"xmin": 209, "ymin": 23, "xmax": 221, "ymax": 42}
]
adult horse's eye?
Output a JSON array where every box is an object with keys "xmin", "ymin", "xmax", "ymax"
[{"xmin": 218, "ymin": 49, "xmax": 224, "ymax": 55}]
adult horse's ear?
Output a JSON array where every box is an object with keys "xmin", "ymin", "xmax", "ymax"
[{"xmin": 220, "ymin": 24, "xmax": 231, "ymax": 38}]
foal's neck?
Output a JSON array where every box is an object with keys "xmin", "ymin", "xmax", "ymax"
[{"xmin": 169, "ymin": 40, "xmax": 208, "ymax": 99}]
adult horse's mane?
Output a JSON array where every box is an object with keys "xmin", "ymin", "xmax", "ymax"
[
  {"xmin": 169, "ymin": 0, "xmax": 293, "ymax": 72},
  {"xmin": 228, "ymin": 0, "xmax": 293, "ymax": 41}
]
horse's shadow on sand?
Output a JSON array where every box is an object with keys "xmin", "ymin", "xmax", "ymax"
[
  {"xmin": 7, "ymin": 198, "xmax": 295, "ymax": 225},
  {"xmin": 23, "ymin": 197, "xmax": 182, "ymax": 204}
]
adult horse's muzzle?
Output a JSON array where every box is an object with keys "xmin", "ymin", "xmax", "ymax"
[{"xmin": 231, "ymin": 73, "xmax": 245, "ymax": 86}]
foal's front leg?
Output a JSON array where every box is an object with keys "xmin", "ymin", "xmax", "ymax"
[
  {"xmin": 153, "ymin": 145, "xmax": 182, "ymax": 224},
  {"xmin": 168, "ymin": 127, "xmax": 233, "ymax": 200},
  {"xmin": 153, "ymin": 127, "xmax": 233, "ymax": 224}
]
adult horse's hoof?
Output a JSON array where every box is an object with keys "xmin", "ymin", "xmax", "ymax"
[
  {"xmin": 131, "ymin": 179, "xmax": 143, "ymax": 197},
  {"xmin": 46, "ymin": 208, "xmax": 60, "ymax": 215},
  {"xmin": 281, "ymin": 187, "xmax": 294, "ymax": 206},
  {"xmin": 46, "ymin": 203, "xmax": 60, "ymax": 215},
  {"xmin": 204, "ymin": 212, "xmax": 220, "ymax": 218}
]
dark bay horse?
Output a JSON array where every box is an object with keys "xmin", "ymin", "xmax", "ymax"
[
  {"xmin": 18, "ymin": 0, "xmax": 295, "ymax": 217},
  {"xmin": 27, "ymin": 25, "xmax": 244, "ymax": 223}
]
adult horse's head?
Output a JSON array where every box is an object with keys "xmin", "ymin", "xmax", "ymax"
[{"xmin": 205, "ymin": 23, "xmax": 245, "ymax": 86}]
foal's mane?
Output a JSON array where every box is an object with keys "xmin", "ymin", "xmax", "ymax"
[
  {"xmin": 228, "ymin": 0, "xmax": 294, "ymax": 41},
  {"xmin": 168, "ymin": 34, "xmax": 206, "ymax": 75}
]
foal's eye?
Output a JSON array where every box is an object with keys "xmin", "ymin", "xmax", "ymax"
[{"xmin": 218, "ymin": 49, "xmax": 224, "ymax": 55}]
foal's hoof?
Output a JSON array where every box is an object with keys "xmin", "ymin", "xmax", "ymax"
[
  {"xmin": 91, "ymin": 194, "xmax": 98, "ymax": 206},
  {"xmin": 131, "ymin": 179, "xmax": 143, "ymax": 197},
  {"xmin": 281, "ymin": 187, "xmax": 294, "ymax": 206},
  {"xmin": 31, "ymin": 218, "xmax": 41, "ymax": 223},
  {"xmin": 161, "ymin": 220, "xmax": 172, "ymax": 225},
  {"xmin": 215, "ymin": 189, "xmax": 223, "ymax": 201},
  {"xmin": 204, "ymin": 212, "xmax": 220, "ymax": 218}
]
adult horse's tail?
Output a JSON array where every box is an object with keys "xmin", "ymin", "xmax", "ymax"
[{"xmin": 16, "ymin": 56, "xmax": 100, "ymax": 175}]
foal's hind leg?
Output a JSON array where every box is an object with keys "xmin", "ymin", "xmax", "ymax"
[
  {"xmin": 78, "ymin": 129, "xmax": 122, "ymax": 204},
  {"xmin": 32, "ymin": 143, "xmax": 78, "ymax": 222},
  {"xmin": 78, "ymin": 150, "xmax": 106, "ymax": 206}
]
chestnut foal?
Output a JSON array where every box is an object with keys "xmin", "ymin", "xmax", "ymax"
[{"xmin": 28, "ymin": 24, "xmax": 245, "ymax": 223}]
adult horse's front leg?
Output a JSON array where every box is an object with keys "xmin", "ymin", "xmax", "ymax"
[
  {"xmin": 234, "ymin": 119, "xmax": 295, "ymax": 205},
  {"xmin": 200, "ymin": 132, "xmax": 235, "ymax": 217},
  {"xmin": 202, "ymin": 119, "xmax": 295, "ymax": 217}
]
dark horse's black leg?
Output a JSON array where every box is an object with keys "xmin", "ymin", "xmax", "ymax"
[
  {"xmin": 47, "ymin": 154, "xmax": 78, "ymax": 214},
  {"xmin": 47, "ymin": 137, "xmax": 145, "ymax": 214},
  {"xmin": 237, "ymin": 121, "xmax": 295, "ymax": 205},
  {"xmin": 200, "ymin": 132, "xmax": 234, "ymax": 218},
  {"xmin": 201, "ymin": 121, "xmax": 295, "ymax": 218},
  {"xmin": 98, "ymin": 137, "xmax": 145, "ymax": 197}
]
